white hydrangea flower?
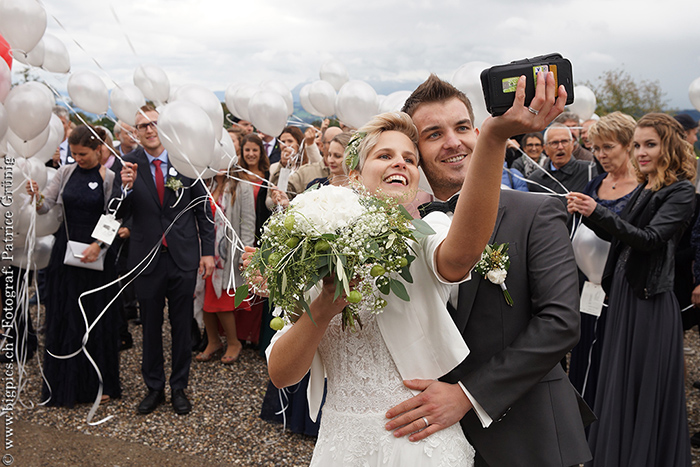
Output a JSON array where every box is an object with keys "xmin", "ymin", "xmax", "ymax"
[{"xmin": 289, "ymin": 185, "xmax": 365, "ymax": 235}]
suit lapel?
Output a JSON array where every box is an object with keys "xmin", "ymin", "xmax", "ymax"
[
  {"xmin": 453, "ymin": 202, "xmax": 507, "ymax": 333},
  {"xmin": 137, "ymin": 152, "xmax": 162, "ymax": 208}
]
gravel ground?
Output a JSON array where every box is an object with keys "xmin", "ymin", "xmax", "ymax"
[
  {"xmin": 14, "ymin": 303, "xmax": 315, "ymax": 466},
  {"xmin": 11, "ymin": 303, "xmax": 700, "ymax": 466}
]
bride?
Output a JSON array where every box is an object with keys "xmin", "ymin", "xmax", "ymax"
[{"xmin": 264, "ymin": 73, "xmax": 566, "ymax": 466}]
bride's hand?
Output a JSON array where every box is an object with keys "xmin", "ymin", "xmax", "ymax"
[{"xmin": 314, "ymin": 276, "xmax": 350, "ymax": 320}]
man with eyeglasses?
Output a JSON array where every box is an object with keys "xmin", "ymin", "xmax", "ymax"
[
  {"xmin": 118, "ymin": 105, "xmax": 215, "ymax": 416},
  {"xmin": 527, "ymin": 123, "xmax": 598, "ymax": 200},
  {"xmin": 554, "ymin": 112, "xmax": 595, "ymax": 162}
]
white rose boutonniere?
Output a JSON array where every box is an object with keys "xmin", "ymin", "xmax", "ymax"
[{"xmin": 475, "ymin": 243, "xmax": 513, "ymax": 306}]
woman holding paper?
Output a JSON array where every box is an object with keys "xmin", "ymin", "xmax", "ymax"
[{"xmin": 26, "ymin": 124, "xmax": 122, "ymax": 407}]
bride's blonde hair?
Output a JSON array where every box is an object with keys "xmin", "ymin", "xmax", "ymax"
[{"xmin": 343, "ymin": 112, "xmax": 419, "ymax": 175}]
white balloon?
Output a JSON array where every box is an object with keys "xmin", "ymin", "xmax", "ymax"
[
  {"xmin": 308, "ymin": 80, "xmax": 336, "ymax": 117},
  {"xmin": 10, "ymin": 236, "xmax": 55, "ymax": 270},
  {"xmin": 568, "ymin": 85, "xmax": 597, "ymax": 121},
  {"xmin": 319, "ymin": 60, "xmax": 349, "ymax": 92},
  {"xmin": 110, "ymin": 83, "xmax": 146, "ymax": 126},
  {"xmin": 0, "ymin": 0, "xmax": 47, "ymax": 54},
  {"xmin": 24, "ymin": 81, "xmax": 56, "ymax": 108},
  {"xmin": 7, "ymin": 125, "xmax": 50, "ymax": 158},
  {"xmin": 0, "ymin": 59, "xmax": 10, "ymax": 103},
  {"xmin": 157, "ymin": 101, "xmax": 215, "ymax": 178},
  {"xmin": 261, "ymin": 80, "xmax": 294, "ymax": 116},
  {"xmin": 4, "ymin": 83, "xmax": 53, "ymax": 141},
  {"xmin": 300, "ymin": 84, "xmax": 324, "ymax": 117},
  {"xmin": 379, "ymin": 90, "xmax": 412, "ymax": 113},
  {"xmin": 231, "ymin": 85, "xmax": 259, "ymax": 122},
  {"xmin": 133, "ymin": 64, "xmax": 170, "ymax": 105},
  {"xmin": 216, "ymin": 130, "xmax": 238, "ymax": 170},
  {"xmin": 41, "ymin": 34, "xmax": 70, "ymax": 73},
  {"xmin": 248, "ymin": 90, "xmax": 288, "ymax": 137},
  {"xmin": 335, "ymin": 80, "xmax": 378, "ymax": 130},
  {"xmin": 572, "ymin": 224, "xmax": 610, "ymax": 284},
  {"xmin": 12, "ymin": 37, "xmax": 44, "ymax": 67},
  {"xmin": 14, "ymin": 156, "xmax": 47, "ymax": 191},
  {"xmin": 0, "ymin": 102, "xmax": 7, "ymax": 141},
  {"xmin": 29, "ymin": 114, "xmax": 63, "ymax": 163},
  {"xmin": 452, "ymin": 61, "xmax": 491, "ymax": 128},
  {"xmin": 68, "ymin": 70, "xmax": 109, "ymax": 115},
  {"xmin": 689, "ymin": 77, "xmax": 700, "ymax": 112},
  {"xmin": 36, "ymin": 206, "xmax": 60, "ymax": 237},
  {"xmin": 224, "ymin": 82, "xmax": 244, "ymax": 120},
  {"xmin": 171, "ymin": 84, "xmax": 224, "ymax": 140}
]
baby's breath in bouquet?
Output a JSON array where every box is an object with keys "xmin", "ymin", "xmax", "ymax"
[{"xmin": 237, "ymin": 184, "xmax": 434, "ymax": 331}]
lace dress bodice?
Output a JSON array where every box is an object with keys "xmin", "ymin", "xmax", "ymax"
[{"xmin": 310, "ymin": 308, "xmax": 474, "ymax": 467}]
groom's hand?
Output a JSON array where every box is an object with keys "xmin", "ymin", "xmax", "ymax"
[{"xmin": 384, "ymin": 379, "xmax": 473, "ymax": 442}]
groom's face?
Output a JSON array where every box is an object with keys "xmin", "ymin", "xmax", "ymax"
[{"xmin": 412, "ymin": 98, "xmax": 478, "ymax": 200}]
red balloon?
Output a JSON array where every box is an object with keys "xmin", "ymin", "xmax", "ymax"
[{"xmin": 0, "ymin": 34, "xmax": 12, "ymax": 70}]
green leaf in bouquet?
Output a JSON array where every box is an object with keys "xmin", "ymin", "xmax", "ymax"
[
  {"xmin": 315, "ymin": 255, "xmax": 328, "ymax": 269},
  {"xmin": 282, "ymin": 270, "xmax": 288, "ymax": 293},
  {"xmin": 234, "ymin": 285, "xmax": 248, "ymax": 308},
  {"xmin": 397, "ymin": 204, "xmax": 414, "ymax": 222},
  {"xmin": 377, "ymin": 276, "xmax": 390, "ymax": 295},
  {"xmin": 333, "ymin": 275, "xmax": 343, "ymax": 302},
  {"xmin": 300, "ymin": 299, "xmax": 315, "ymax": 326},
  {"xmin": 399, "ymin": 265, "xmax": 413, "ymax": 283},
  {"xmin": 410, "ymin": 218, "xmax": 436, "ymax": 238},
  {"xmin": 390, "ymin": 279, "xmax": 410, "ymax": 301}
]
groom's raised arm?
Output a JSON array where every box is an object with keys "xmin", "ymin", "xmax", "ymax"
[{"xmin": 386, "ymin": 196, "xmax": 581, "ymax": 441}]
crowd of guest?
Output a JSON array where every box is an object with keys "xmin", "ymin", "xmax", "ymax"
[{"xmin": 13, "ymin": 91, "xmax": 700, "ymax": 465}]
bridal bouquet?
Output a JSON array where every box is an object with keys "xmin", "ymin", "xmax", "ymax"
[{"xmin": 239, "ymin": 184, "xmax": 434, "ymax": 331}]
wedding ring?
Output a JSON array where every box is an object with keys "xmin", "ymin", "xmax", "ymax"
[
  {"xmin": 527, "ymin": 106, "xmax": 540, "ymax": 116},
  {"xmin": 421, "ymin": 416, "xmax": 429, "ymax": 428}
]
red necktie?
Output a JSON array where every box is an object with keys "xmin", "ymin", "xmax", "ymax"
[
  {"xmin": 152, "ymin": 159, "xmax": 167, "ymax": 246},
  {"xmin": 153, "ymin": 159, "xmax": 165, "ymax": 205}
]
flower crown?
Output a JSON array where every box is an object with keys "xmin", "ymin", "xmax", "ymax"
[{"xmin": 344, "ymin": 131, "xmax": 367, "ymax": 171}]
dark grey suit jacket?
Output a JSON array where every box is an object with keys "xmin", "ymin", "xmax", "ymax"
[
  {"xmin": 116, "ymin": 147, "xmax": 214, "ymax": 275},
  {"xmin": 441, "ymin": 189, "xmax": 593, "ymax": 467}
]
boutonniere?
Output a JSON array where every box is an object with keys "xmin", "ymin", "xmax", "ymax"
[
  {"xmin": 474, "ymin": 243, "xmax": 513, "ymax": 306},
  {"xmin": 165, "ymin": 177, "xmax": 183, "ymax": 192}
]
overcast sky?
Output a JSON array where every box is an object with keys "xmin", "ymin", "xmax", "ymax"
[{"xmin": 22, "ymin": 0, "xmax": 700, "ymax": 111}]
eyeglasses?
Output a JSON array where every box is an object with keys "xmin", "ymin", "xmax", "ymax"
[
  {"xmin": 546, "ymin": 139, "xmax": 572, "ymax": 148},
  {"xmin": 524, "ymin": 143, "xmax": 542, "ymax": 148},
  {"xmin": 135, "ymin": 121, "xmax": 157, "ymax": 131},
  {"xmin": 591, "ymin": 143, "xmax": 618, "ymax": 154}
]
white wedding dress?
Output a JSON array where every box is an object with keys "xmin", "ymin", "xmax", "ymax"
[
  {"xmin": 267, "ymin": 213, "xmax": 476, "ymax": 466},
  {"xmin": 310, "ymin": 306, "xmax": 475, "ymax": 467}
]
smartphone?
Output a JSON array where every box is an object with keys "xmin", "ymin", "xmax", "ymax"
[{"xmin": 480, "ymin": 53, "xmax": 574, "ymax": 116}]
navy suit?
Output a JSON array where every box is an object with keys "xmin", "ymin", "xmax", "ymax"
[
  {"xmin": 267, "ymin": 138, "xmax": 281, "ymax": 165},
  {"xmin": 116, "ymin": 147, "xmax": 214, "ymax": 391}
]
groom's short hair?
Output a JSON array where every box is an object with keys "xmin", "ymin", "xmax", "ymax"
[{"xmin": 402, "ymin": 74, "xmax": 475, "ymax": 124}]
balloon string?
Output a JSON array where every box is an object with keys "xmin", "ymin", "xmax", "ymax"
[
  {"xmin": 43, "ymin": 13, "xmax": 119, "ymax": 88},
  {"xmin": 108, "ymin": 3, "xmax": 139, "ymax": 58}
]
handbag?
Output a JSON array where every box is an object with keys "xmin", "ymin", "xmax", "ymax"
[{"xmin": 61, "ymin": 206, "xmax": 107, "ymax": 271}]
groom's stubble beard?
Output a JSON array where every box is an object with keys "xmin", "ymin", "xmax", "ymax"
[{"xmin": 418, "ymin": 151, "xmax": 470, "ymax": 200}]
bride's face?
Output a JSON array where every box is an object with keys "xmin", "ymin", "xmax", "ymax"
[{"xmin": 356, "ymin": 130, "xmax": 419, "ymax": 202}]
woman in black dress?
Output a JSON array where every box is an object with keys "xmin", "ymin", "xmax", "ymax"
[
  {"xmin": 26, "ymin": 125, "xmax": 122, "ymax": 407},
  {"xmin": 567, "ymin": 111, "xmax": 639, "ymax": 411},
  {"xmin": 567, "ymin": 113, "xmax": 696, "ymax": 466}
]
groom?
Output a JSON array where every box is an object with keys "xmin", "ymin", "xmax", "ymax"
[{"xmin": 385, "ymin": 75, "xmax": 593, "ymax": 466}]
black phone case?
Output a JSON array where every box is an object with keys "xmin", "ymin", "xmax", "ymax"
[{"xmin": 480, "ymin": 53, "xmax": 574, "ymax": 116}]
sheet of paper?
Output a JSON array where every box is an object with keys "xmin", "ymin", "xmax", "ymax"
[{"xmin": 580, "ymin": 281, "xmax": 606, "ymax": 316}]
